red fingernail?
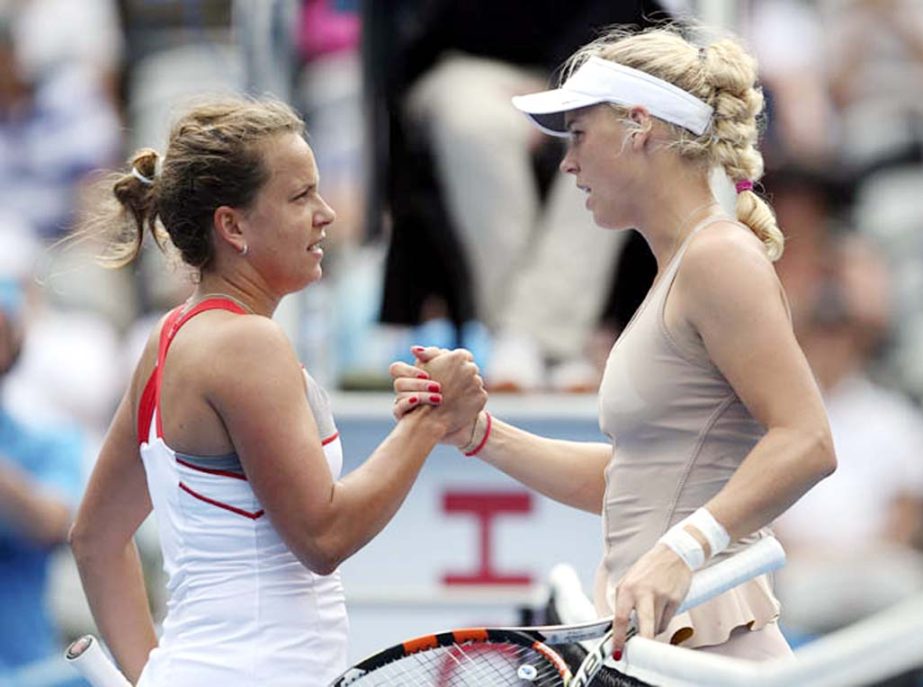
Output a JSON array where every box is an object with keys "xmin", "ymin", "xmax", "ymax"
[
  {"xmin": 429, "ymin": 395, "xmax": 441, "ymax": 403},
  {"xmin": 427, "ymin": 383, "xmax": 440, "ymax": 392},
  {"xmin": 613, "ymin": 649, "xmax": 622, "ymax": 661},
  {"xmin": 411, "ymin": 346, "xmax": 425, "ymax": 352},
  {"xmin": 416, "ymin": 372, "xmax": 430, "ymax": 379},
  {"xmin": 409, "ymin": 396, "xmax": 418, "ymax": 404}
]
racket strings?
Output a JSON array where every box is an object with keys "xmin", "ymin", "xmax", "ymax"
[{"xmin": 346, "ymin": 640, "xmax": 567, "ymax": 686}]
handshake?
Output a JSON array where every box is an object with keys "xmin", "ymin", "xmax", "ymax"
[{"xmin": 389, "ymin": 345, "xmax": 490, "ymax": 452}]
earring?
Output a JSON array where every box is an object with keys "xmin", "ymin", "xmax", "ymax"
[{"xmin": 240, "ymin": 244, "xmax": 248, "ymax": 256}]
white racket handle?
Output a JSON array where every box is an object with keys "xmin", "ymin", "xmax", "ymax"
[
  {"xmin": 568, "ymin": 537, "xmax": 786, "ymax": 686},
  {"xmin": 540, "ymin": 536, "xmax": 786, "ymax": 644},
  {"xmin": 65, "ymin": 635, "xmax": 132, "ymax": 687},
  {"xmin": 677, "ymin": 535, "xmax": 786, "ymax": 614}
]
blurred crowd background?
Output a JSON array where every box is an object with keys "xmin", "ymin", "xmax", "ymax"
[{"xmin": 1, "ymin": 0, "xmax": 922, "ymax": 685}]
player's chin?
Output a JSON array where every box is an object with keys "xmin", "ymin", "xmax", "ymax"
[
  {"xmin": 303, "ymin": 265, "xmax": 323, "ymax": 286},
  {"xmin": 285, "ymin": 269, "xmax": 322, "ymax": 295},
  {"xmin": 593, "ymin": 213, "xmax": 631, "ymax": 231}
]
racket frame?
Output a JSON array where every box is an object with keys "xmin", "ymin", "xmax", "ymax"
[
  {"xmin": 331, "ymin": 626, "xmax": 573, "ymax": 686},
  {"xmin": 331, "ymin": 536, "xmax": 786, "ymax": 687}
]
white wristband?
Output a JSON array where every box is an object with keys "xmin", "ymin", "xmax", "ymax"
[
  {"xmin": 685, "ymin": 507, "xmax": 731, "ymax": 559},
  {"xmin": 658, "ymin": 527, "xmax": 706, "ymax": 571}
]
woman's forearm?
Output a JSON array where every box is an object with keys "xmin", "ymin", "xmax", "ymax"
[
  {"xmin": 301, "ymin": 408, "xmax": 447, "ymax": 573},
  {"xmin": 475, "ymin": 417, "xmax": 611, "ymax": 513},
  {"xmin": 706, "ymin": 424, "xmax": 836, "ymax": 542},
  {"xmin": 72, "ymin": 537, "xmax": 157, "ymax": 683}
]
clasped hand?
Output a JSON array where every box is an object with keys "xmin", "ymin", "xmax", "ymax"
[{"xmin": 389, "ymin": 346, "xmax": 487, "ymax": 445}]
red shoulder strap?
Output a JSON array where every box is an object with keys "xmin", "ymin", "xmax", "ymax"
[{"xmin": 137, "ymin": 298, "xmax": 248, "ymax": 444}]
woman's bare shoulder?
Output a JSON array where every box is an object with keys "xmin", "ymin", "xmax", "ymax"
[
  {"xmin": 682, "ymin": 221, "xmax": 776, "ymax": 284},
  {"xmin": 678, "ymin": 220, "xmax": 783, "ymax": 320},
  {"xmin": 196, "ymin": 313, "xmax": 303, "ymax": 396},
  {"xmin": 687, "ymin": 219, "xmax": 768, "ymax": 261}
]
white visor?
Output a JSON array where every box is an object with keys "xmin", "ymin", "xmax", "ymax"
[{"xmin": 511, "ymin": 56, "xmax": 714, "ymax": 137}]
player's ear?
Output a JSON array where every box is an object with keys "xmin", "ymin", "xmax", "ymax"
[
  {"xmin": 626, "ymin": 106, "xmax": 653, "ymax": 150},
  {"xmin": 213, "ymin": 205, "xmax": 248, "ymax": 255}
]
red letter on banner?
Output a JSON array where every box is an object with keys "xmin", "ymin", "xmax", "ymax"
[{"xmin": 441, "ymin": 490, "xmax": 533, "ymax": 586}]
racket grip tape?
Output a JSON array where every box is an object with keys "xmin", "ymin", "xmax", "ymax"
[{"xmin": 65, "ymin": 635, "xmax": 133, "ymax": 687}]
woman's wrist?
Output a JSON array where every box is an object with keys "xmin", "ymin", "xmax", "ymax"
[
  {"xmin": 399, "ymin": 404, "xmax": 448, "ymax": 439},
  {"xmin": 657, "ymin": 507, "xmax": 730, "ymax": 571},
  {"xmin": 457, "ymin": 411, "xmax": 492, "ymax": 456}
]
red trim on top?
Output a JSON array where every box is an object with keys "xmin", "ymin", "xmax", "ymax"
[
  {"xmin": 150, "ymin": 299, "xmax": 248, "ymax": 441},
  {"xmin": 321, "ymin": 431, "xmax": 340, "ymax": 447},
  {"xmin": 137, "ymin": 372, "xmax": 158, "ymax": 445},
  {"xmin": 178, "ymin": 482, "xmax": 264, "ymax": 519},
  {"xmin": 151, "ymin": 306, "xmax": 185, "ymax": 440},
  {"xmin": 175, "ymin": 457, "xmax": 248, "ymax": 481}
]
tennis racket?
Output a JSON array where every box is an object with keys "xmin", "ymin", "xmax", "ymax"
[{"xmin": 331, "ymin": 536, "xmax": 785, "ymax": 686}]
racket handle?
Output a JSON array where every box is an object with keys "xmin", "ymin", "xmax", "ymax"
[
  {"xmin": 65, "ymin": 635, "xmax": 133, "ymax": 687},
  {"xmin": 677, "ymin": 536, "xmax": 785, "ymax": 614}
]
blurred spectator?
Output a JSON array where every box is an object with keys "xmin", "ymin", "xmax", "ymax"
[
  {"xmin": 0, "ymin": 16, "xmax": 120, "ymax": 241},
  {"xmin": 821, "ymin": 0, "xmax": 923, "ymax": 172},
  {"xmin": 767, "ymin": 164, "xmax": 855, "ymax": 334},
  {"xmin": 774, "ymin": 232, "xmax": 923, "ymax": 639},
  {"xmin": 367, "ymin": 0, "xmax": 671, "ymax": 392},
  {"xmin": 827, "ymin": 0, "xmax": 923, "ymax": 400},
  {"xmin": 746, "ymin": 0, "xmax": 835, "ymax": 166},
  {"xmin": 810, "ymin": 0, "xmax": 923, "ymax": 402},
  {"xmin": 9, "ymin": 0, "xmax": 123, "ymax": 104},
  {"xmin": 0, "ymin": 5, "xmax": 128, "ymax": 331},
  {"xmin": 0, "ymin": 246, "xmax": 86, "ymax": 684}
]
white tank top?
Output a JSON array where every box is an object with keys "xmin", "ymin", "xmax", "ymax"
[{"xmin": 136, "ymin": 298, "xmax": 348, "ymax": 687}]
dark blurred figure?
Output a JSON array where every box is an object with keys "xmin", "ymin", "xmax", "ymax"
[
  {"xmin": 766, "ymin": 165, "xmax": 855, "ymax": 336},
  {"xmin": 365, "ymin": 0, "xmax": 669, "ymax": 391}
]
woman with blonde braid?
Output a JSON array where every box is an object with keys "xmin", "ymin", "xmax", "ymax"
[{"xmin": 391, "ymin": 27, "xmax": 836, "ymax": 661}]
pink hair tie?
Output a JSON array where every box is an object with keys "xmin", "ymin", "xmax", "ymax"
[{"xmin": 735, "ymin": 179, "xmax": 754, "ymax": 193}]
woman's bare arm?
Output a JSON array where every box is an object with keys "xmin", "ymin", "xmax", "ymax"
[
  {"xmin": 472, "ymin": 417, "xmax": 611, "ymax": 514},
  {"xmin": 680, "ymin": 226, "xmax": 836, "ymax": 539},
  {"xmin": 211, "ymin": 319, "xmax": 484, "ymax": 574},
  {"xmin": 69, "ymin": 389, "xmax": 157, "ymax": 683},
  {"xmin": 391, "ymin": 352, "xmax": 611, "ymax": 514}
]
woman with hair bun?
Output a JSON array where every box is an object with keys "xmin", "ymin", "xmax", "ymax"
[
  {"xmin": 69, "ymin": 97, "xmax": 486, "ymax": 686},
  {"xmin": 392, "ymin": 26, "xmax": 836, "ymax": 661}
]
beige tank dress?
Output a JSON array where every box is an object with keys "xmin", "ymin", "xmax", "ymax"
[{"xmin": 594, "ymin": 218, "xmax": 784, "ymax": 653}]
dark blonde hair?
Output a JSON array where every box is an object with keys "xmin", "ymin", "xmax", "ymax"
[
  {"xmin": 563, "ymin": 27, "xmax": 783, "ymax": 260},
  {"xmin": 94, "ymin": 96, "xmax": 304, "ymax": 270}
]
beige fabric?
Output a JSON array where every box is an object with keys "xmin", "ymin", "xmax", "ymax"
[
  {"xmin": 697, "ymin": 621, "xmax": 793, "ymax": 661},
  {"xmin": 594, "ymin": 218, "xmax": 782, "ymax": 654}
]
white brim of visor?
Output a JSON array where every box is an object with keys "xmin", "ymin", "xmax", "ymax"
[{"xmin": 511, "ymin": 56, "xmax": 713, "ymax": 137}]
